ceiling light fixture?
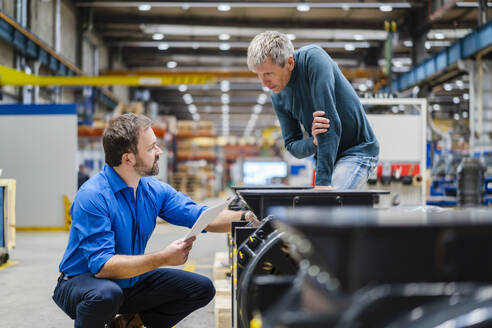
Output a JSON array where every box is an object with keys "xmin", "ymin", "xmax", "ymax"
[
  {"xmin": 296, "ymin": 4, "xmax": 310, "ymax": 12},
  {"xmin": 379, "ymin": 5, "xmax": 392, "ymax": 12},
  {"xmin": 158, "ymin": 43, "xmax": 169, "ymax": 50},
  {"xmin": 79, "ymin": 2, "xmax": 413, "ymax": 10},
  {"xmin": 221, "ymin": 94, "xmax": 230, "ymax": 104},
  {"xmin": 434, "ymin": 33, "xmax": 445, "ymax": 40},
  {"xmin": 403, "ymin": 40, "xmax": 413, "ymax": 47},
  {"xmin": 286, "ymin": 33, "xmax": 296, "ymax": 41},
  {"xmin": 188, "ymin": 104, "xmax": 197, "ymax": 114},
  {"xmin": 167, "ymin": 61, "xmax": 177, "ymax": 68},
  {"xmin": 220, "ymin": 80, "xmax": 230, "ymax": 92},
  {"xmin": 344, "ymin": 44, "xmax": 355, "ymax": 51},
  {"xmin": 219, "ymin": 33, "xmax": 230, "ymax": 41},
  {"xmin": 178, "ymin": 84, "xmax": 188, "ymax": 92},
  {"xmin": 152, "ymin": 33, "xmax": 164, "ymax": 40},
  {"xmin": 217, "ymin": 4, "xmax": 231, "ymax": 11},
  {"xmin": 138, "ymin": 4, "xmax": 151, "ymax": 11},
  {"xmin": 219, "ymin": 43, "xmax": 231, "ymax": 51}
]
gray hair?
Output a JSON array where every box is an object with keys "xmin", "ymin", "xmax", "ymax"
[{"xmin": 247, "ymin": 31, "xmax": 294, "ymax": 70}]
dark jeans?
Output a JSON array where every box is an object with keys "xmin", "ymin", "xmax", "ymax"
[{"xmin": 52, "ymin": 268, "xmax": 215, "ymax": 328}]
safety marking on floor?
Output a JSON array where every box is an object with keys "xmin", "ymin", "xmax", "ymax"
[
  {"xmin": 0, "ymin": 260, "xmax": 18, "ymax": 270},
  {"xmin": 183, "ymin": 260, "xmax": 196, "ymax": 272}
]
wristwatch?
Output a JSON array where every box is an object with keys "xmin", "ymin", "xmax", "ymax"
[{"xmin": 240, "ymin": 211, "xmax": 248, "ymax": 221}]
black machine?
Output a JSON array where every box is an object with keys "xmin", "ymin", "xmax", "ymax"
[
  {"xmin": 259, "ymin": 206, "xmax": 492, "ymax": 328},
  {"xmin": 229, "ymin": 189, "xmax": 388, "ymax": 328}
]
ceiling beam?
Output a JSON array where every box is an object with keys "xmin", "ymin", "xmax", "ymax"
[{"xmin": 93, "ymin": 14, "xmax": 387, "ymax": 30}]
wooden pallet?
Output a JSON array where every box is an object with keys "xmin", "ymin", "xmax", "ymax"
[{"xmin": 213, "ymin": 252, "xmax": 232, "ymax": 328}]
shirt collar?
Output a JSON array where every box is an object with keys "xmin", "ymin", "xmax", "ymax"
[{"xmin": 104, "ymin": 164, "xmax": 130, "ymax": 193}]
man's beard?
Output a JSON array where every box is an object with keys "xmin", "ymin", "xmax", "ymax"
[{"xmin": 134, "ymin": 156, "xmax": 159, "ymax": 176}]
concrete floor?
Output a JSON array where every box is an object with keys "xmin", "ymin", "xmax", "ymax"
[{"xmin": 0, "ymin": 200, "xmax": 229, "ymax": 327}]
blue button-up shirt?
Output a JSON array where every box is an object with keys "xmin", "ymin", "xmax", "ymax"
[{"xmin": 59, "ymin": 164, "xmax": 208, "ymax": 288}]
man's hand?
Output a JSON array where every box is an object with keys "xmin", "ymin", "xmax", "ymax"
[
  {"xmin": 314, "ymin": 185, "xmax": 333, "ymax": 190},
  {"xmin": 312, "ymin": 111, "xmax": 330, "ymax": 146},
  {"xmin": 160, "ymin": 237, "xmax": 196, "ymax": 266},
  {"xmin": 245, "ymin": 211, "xmax": 261, "ymax": 227}
]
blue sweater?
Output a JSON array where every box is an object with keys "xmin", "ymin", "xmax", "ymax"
[{"xmin": 271, "ymin": 45, "xmax": 379, "ymax": 185}]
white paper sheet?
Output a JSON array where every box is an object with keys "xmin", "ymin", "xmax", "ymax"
[{"xmin": 183, "ymin": 198, "xmax": 232, "ymax": 241}]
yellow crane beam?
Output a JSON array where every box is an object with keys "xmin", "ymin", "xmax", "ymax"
[{"xmin": 0, "ymin": 65, "xmax": 215, "ymax": 86}]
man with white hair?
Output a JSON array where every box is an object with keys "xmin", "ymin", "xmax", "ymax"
[{"xmin": 247, "ymin": 31, "xmax": 379, "ymax": 189}]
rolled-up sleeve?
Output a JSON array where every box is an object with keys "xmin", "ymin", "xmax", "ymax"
[
  {"xmin": 71, "ymin": 190, "xmax": 115, "ymax": 274},
  {"xmin": 152, "ymin": 180, "xmax": 208, "ymax": 228}
]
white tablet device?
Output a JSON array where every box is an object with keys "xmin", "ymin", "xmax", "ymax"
[{"xmin": 183, "ymin": 198, "xmax": 233, "ymax": 241}]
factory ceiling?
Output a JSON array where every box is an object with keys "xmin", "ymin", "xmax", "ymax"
[{"xmin": 75, "ymin": 1, "xmax": 491, "ymax": 136}]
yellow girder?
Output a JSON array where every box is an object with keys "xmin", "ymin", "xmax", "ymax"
[{"xmin": 0, "ymin": 65, "xmax": 215, "ymax": 86}]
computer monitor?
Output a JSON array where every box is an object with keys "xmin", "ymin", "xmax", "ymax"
[{"xmin": 242, "ymin": 159, "xmax": 288, "ymax": 185}]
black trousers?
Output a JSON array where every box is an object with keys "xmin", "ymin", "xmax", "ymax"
[{"xmin": 52, "ymin": 268, "xmax": 215, "ymax": 328}]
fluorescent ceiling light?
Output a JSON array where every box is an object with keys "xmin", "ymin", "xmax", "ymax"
[
  {"xmin": 221, "ymin": 105, "xmax": 229, "ymax": 113},
  {"xmin": 286, "ymin": 33, "xmax": 296, "ymax": 41},
  {"xmin": 220, "ymin": 80, "xmax": 230, "ymax": 92},
  {"xmin": 379, "ymin": 5, "xmax": 392, "ymax": 12},
  {"xmin": 344, "ymin": 44, "xmax": 355, "ymax": 51},
  {"xmin": 141, "ymin": 25, "xmax": 388, "ymax": 41},
  {"xmin": 218, "ymin": 4, "xmax": 231, "ymax": 11},
  {"xmin": 257, "ymin": 93, "xmax": 267, "ymax": 104},
  {"xmin": 79, "ymin": 2, "xmax": 413, "ymax": 9},
  {"xmin": 453, "ymin": 97, "xmax": 460, "ymax": 104},
  {"xmin": 219, "ymin": 33, "xmax": 230, "ymax": 41},
  {"xmin": 221, "ymin": 94, "xmax": 230, "ymax": 104},
  {"xmin": 192, "ymin": 113, "xmax": 200, "ymax": 121},
  {"xmin": 434, "ymin": 33, "xmax": 445, "ymax": 40},
  {"xmin": 183, "ymin": 93, "xmax": 193, "ymax": 104},
  {"xmin": 354, "ymin": 34, "xmax": 364, "ymax": 41},
  {"xmin": 433, "ymin": 104, "xmax": 440, "ymax": 111},
  {"xmin": 138, "ymin": 4, "xmax": 151, "ymax": 11},
  {"xmin": 219, "ymin": 43, "xmax": 231, "ymax": 51},
  {"xmin": 158, "ymin": 43, "xmax": 169, "ymax": 50},
  {"xmin": 296, "ymin": 4, "xmax": 310, "ymax": 12},
  {"xmin": 403, "ymin": 40, "xmax": 413, "ymax": 47},
  {"xmin": 456, "ymin": 2, "xmax": 492, "ymax": 7},
  {"xmin": 192, "ymin": 43, "xmax": 200, "ymax": 49},
  {"xmin": 463, "ymin": 93, "xmax": 469, "ymax": 100},
  {"xmin": 178, "ymin": 84, "xmax": 188, "ymax": 92},
  {"xmin": 188, "ymin": 104, "xmax": 197, "ymax": 114},
  {"xmin": 119, "ymin": 41, "xmax": 371, "ymax": 49},
  {"xmin": 152, "ymin": 33, "xmax": 164, "ymax": 40},
  {"xmin": 167, "ymin": 60, "xmax": 177, "ymax": 69}
]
